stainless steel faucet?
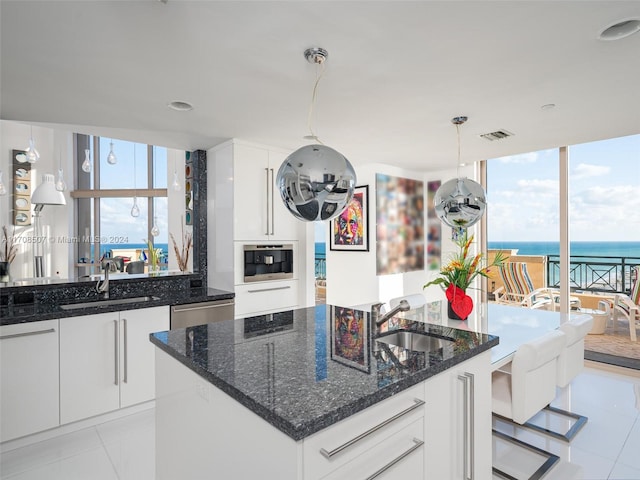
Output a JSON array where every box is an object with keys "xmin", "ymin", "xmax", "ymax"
[
  {"xmin": 96, "ymin": 260, "xmax": 114, "ymax": 299},
  {"xmin": 371, "ymin": 300, "xmax": 411, "ymax": 334}
]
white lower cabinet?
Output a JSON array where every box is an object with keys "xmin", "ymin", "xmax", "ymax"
[
  {"xmin": 424, "ymin": 349, "xmax": 492, "ymax": 480},
  {"xmin": 60, "ymin": 306, "xmax": 169, "ymax": 424},
  {"xmin": 0, "ymin": 320, "xmax": 60, "ymax": 442},
  {"xmin": 234, "ymin": 279, "xmax": 299, "ymax": 317},
  {"xmin": 303, "ymin": 384, "xmax": 424, "ymax": 480}
]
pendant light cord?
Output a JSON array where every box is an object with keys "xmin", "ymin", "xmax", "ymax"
[
  {"xmin": 307, "ymin": 60, "xmax": 326, "ymax": 145},
  {"xmin": 456, "ymin": 122, "xmax": 461, "ymax": 178}
]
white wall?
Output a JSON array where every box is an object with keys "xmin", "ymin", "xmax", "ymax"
[
  {"xmin": 326, "ymin": 162, "xmax": 481, "ymax": 310},
  {"xmin": 0, "ymin": 121, "xmax": 73, "ymax": 279}
]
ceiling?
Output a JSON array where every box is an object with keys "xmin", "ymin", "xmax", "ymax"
[{"xmin": 1, "ymin": 1, "xmax": 639, "ymax": 172}]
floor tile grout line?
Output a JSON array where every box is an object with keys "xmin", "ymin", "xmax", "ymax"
[
  {"xmin": 607, "ymin": 415, "xmax": 640, "ymax": 480},
  {"xmin": 0, "ymin": 425, "xmax": 106, "ymax": 480}
]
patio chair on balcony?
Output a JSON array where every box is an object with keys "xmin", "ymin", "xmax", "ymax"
[
  {"xmin": 494, "ymin": 262, "xmax": 553, "ymax": 309},
  {"xmin": 613, "ymin": 267, "xmax": 640, "ymax": 342}
]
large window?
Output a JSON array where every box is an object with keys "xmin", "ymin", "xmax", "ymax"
[{"xmin": 72, "ymin": 135, "xmax": 168, "ymax": 276}]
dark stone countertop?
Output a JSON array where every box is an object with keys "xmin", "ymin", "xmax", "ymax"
[
  {"xmin": 150, "ymin": 303, "xmax": 499, "ymax": 441},
  {"xmin": 0, "ymin": 284, "xmax": 234, "ymax": 326}
]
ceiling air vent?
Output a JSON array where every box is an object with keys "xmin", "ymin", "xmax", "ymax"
[{"xmin": 479, "ymin": 130, "xmax": 514, "ymax": 141}]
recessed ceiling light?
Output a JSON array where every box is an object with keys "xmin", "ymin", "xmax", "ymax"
[
  {"xmin": 167, "ymin": 101, "xmax": 193, "ymax": 112},
  {"xmin": 598, "ymin": 18, "xmax": 640, "ymax": 41},
  {"xmin": 541, "ymin": 103, "xmax": 556, "ymax": 111}
]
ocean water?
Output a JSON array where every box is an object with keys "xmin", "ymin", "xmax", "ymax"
[
  {"xmin": 99, "ymin": 242, "xmax": 169, "ymax": 259},
  {"xmin": 488, "ymin": 241, "xmax": 640, "ymax": 259}
]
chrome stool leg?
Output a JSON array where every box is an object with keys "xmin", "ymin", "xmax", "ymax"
[{"xmin": 492, "ymin": 428, "xmax": 560, "ymax": 480}]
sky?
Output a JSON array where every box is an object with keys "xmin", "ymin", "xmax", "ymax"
[
  {"xmin": 97, "ymin": 138, "xmax": 168, "ymax": 246},
  {"xmin": 487, "ymin": 134, "xmax": 640, "ymax": 242}
]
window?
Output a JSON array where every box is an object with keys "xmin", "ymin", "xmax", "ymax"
[{"xmin": 72, "ymin": 135, "xmax": 168, "ymax": 275}]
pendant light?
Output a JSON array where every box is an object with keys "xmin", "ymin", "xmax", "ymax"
[
  {"xmin": 131, "ymin": 144, "xmax": 140, "ymax": 218},
  {"xmin": 25, "ymin": 126, "xmax": 40, "ymax": 164},
  {"xmin": 275, "ymin": 47, "xmax": 356, "ymax": 222},
  {"xmin": 82, "ymin": 148, "xmax": 92, "ymax": 173},
  {"xmin": 433, "ymin": 116, "xmax": 486, "ymax": 229},
  {"xmin": 107, "ymin": 140, "xmax": 117, "ymax": 165},
  {"xmin": 55, "ymin": 149, "xmax": 67, "ymax": 192},
  {"xmin": 0, "ymin": 171, "xmax": 7, "ymax": 196},
  {"xmin": 171, "ymin": 156, "xmax": 181, "ymax": 191}
]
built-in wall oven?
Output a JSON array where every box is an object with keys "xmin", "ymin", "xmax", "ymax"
[{"xmin": 243, "ymin": 244, "xmax": 294, "ymax": 283}]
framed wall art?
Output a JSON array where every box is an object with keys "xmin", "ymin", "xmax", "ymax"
[
  {"xmin": 330, "ymin": 306, "xmax": 370, "ymax": 373},
  {"xmin": 330, "ymin": 185, "xmax": 369, "ymax": 252},
  {"xmin": 375, "ymin": 174, "xmax": 424, "ymax": 275}
]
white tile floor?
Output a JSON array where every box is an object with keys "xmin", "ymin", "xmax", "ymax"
[{"xmin": 1, "ymin": 363, "xmax": 639, "ymax": 480}]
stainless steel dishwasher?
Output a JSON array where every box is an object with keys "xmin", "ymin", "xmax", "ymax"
[{"xmin": 170, "ymin": 299, "xmax": 235, "ymax": 329}]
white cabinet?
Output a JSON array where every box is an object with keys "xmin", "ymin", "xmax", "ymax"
[
  {"xmin": 303, "ymin": 384, "xmax": 425, "ymax": 480},
  {"xmin": 60, "ymin": 306, "xmax": 169, "ymax": 424},
  {"xmin": 424, "ymin": 349, "xmax": 492, "ymax": 480},
  {"xmin": 0, "ymin": 320, "xmax": 60, "ymax": 442},
  {"xmin": 232, "ymin": 142, "xmax": 298, "ymax": 242},
  {"xmin": 234, "ymin": 279, "xmax": 299, "ymax": 317}
]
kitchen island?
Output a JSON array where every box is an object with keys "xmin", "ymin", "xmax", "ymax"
[{"xmin": 150, "ymin": 303, "xmax": 499, "ymax": 479}]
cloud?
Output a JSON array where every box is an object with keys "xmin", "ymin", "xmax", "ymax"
[
  {"xmin": 571, "ymin": 163, "xmax": 610, "ymax": 179},
  {"xmin": 496, "ymin": 152, "xmax": 540, "ymax": 164}
]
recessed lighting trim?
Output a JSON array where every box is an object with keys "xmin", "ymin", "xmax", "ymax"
[
  {"xmin": 541, "ymin": 103, "xmax": 556, "ymax": 111},
  {"xmin": 598, "ymin": 18, "xmax": 640, "ymax": 41},
  {"xmin": 168, "ymin": 101, "xmax": 194, "ymax": 111}
]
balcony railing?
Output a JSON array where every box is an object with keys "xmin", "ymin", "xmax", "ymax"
[{"xmin": 547, "ymin": 255, "xmax": 640, "ymax": 294}]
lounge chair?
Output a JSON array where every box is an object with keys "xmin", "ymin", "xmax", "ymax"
[
  {"xmin": 494, "ymin": 262, "xmax": 553, "ymax": 309},
  {"xmin": 612, "ymin": 267, "xmax": 640, "ymax": 342}
]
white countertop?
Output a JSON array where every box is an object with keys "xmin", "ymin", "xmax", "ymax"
[{"xmin": 398, "ymin": 301, "xmax": 593, "ymax": 370}]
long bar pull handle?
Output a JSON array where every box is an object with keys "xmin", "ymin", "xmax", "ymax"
[
  {"xmin": 269, "ymin": 168, "xmax": 275, "ymax": 235},
  {"xmin": 365, "ymin": 438, "xmax": 424, "ymax": 480},
  {"xmin": 122, "ymin": 318, "xmax": 128, "ymax": 383},
  {"xmin": 0, "ymin": 328, "xmax": 55, "ymax": 340},
  {"xmin": 320, "ymin": 398, "xmax": 425, "ymax": 459},
  {"xmin": 247, "ymin": 286, "xmax": 291, "ymax": 293},
  {"xmin": 114, "ymin": 320, "xmax": 119, "ymax": 386},
  {"xmin": 265, "ymin": 167, "xmax": 270, "ymax": 235},
  {"xmin": 172, "ymin": 301, "xmax": 234, "ymax": 313},
  {"xmin": 458, "ymin": 372, "xmax": 475, "ymax": 480}
]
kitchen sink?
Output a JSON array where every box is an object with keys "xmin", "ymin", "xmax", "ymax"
[
  {"xmin": 60, "ymin": 296, "xmax": 161, "ymax": 310},
  {"xmin": 375, "ymin": 330, "xmax": 454, "ymax": 353}
]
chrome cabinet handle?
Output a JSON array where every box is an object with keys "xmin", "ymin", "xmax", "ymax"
[
  {"xmin": 0, "ymin": 328, "xmax": 55, "ymax": 340},
  {"xmin": 458, "ymin": 372, "xmax": 475, "ymax": 480},
  {"xmin": 122, "ymin": 318, "xmax": 128, "ymax": 383},
  {"xmin": 247, "ymin": 286, "xmax": 291, "ymax": 293},
  {"xmin": 320, "ymin": 398, "xmax": 425, "ymax": 459},
  {"xmin": 365, "ymin": 438, "xmax": 424, "ymax": 480},
  {"xmin": 172, "ymin": 301, "xmax": 234, "ymax": 312},
  {"xmin": 269, "ymin": 168, "xmax": 275, "ymax": 235},
  {"xmin": 114, "ymin": 320, "xmax": 119, "ymax": 386},
  {"xmin": 265, "ymin": 167, "xmax": 270, "ymax": 235}
]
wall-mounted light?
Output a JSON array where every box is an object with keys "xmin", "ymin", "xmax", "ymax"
[{"xmin": 31, "ymin": 173, "xmax": 66, "ymax": 277}]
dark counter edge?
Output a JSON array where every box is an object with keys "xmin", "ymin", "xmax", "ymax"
[
  {"xmin": 1, "ymin": 283, "xmax": 235, "ymax": 326},
  {"xmin": 149, "ymin": 330, "xmax": 499, "ymax": 441}
]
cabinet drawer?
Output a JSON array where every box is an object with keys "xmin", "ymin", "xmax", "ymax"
[
  {"xmin": 303, "ymin": 384, "xmax": 424, "ymax": 479},
  {"xmin": 234, "ymin": 280, "xmax": 298, "ymax": 316},
  {"xmin": 321, "ymin": 418, "xmax": 424, "ymax": 480}
]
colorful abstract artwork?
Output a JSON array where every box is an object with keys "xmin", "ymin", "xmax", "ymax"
[
  {"xmin": 330, "ymin": 306, "xmax": 370, "ymax": 373},
  {"xmin": 375, "ymin": 174, "xmax": 425, "ymax": 275},
  {"xmin": 330, "ymin": 185, "xmax": 369, "ymax": 251}
]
